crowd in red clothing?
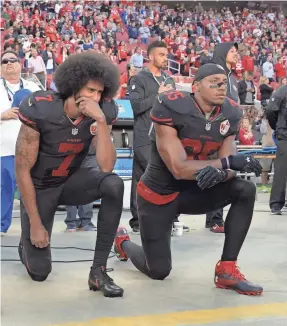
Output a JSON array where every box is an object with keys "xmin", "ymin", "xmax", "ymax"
[{"xmin": 1, "ymin": 1, "xmax": 287, "ymax": 89}]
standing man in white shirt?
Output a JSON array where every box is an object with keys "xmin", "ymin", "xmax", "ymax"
[
  {"xmin": 262, "ymin": 55, "xmax": 275, "ymax": 82},
  {"xmin": 28, "ymin": 48, "xmax": 47, "ymax": 89},
  {"xmin": 1, "ymin": 50, "xmax": 40, "ymax": 235}
]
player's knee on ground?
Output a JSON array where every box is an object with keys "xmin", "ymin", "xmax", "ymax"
[
  {"xmin": 231, "ymin": 179, "xmax": 256, "ymax": 200},
  {"xmin": 148, "ymin": 262, "xmax": 172, "ymax": 280},
  {"xmin": 26, "ymin": 262, "xmax": 51, "ymax": 282},
  {"xmin": 149, "ymin": 266, "xmax": 171, "ymax": 280},
  {"xmin": 27, "ymin": 270, "xmax": 49, "ymax": 282},
  {"xmin": 23, "ymin": 246, "xmax": 52, "ymax": 281},
  {"xmin": 100, "ymin": 174, "xmax": 124, "ymax": 200}
]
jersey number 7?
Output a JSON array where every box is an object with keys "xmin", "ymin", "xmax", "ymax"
[{"xmin": 52, "ymin": 143, "xmax": 84, "ymax": 177}]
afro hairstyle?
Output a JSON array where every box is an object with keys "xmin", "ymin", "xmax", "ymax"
[{"xmin": 54, "ymin": 52, "xmax": 120, "ymax": 100}]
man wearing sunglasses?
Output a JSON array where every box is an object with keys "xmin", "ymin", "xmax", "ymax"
[{"xmin": 1, "ymin": 50, "xmax": 40, "ymax": 235}]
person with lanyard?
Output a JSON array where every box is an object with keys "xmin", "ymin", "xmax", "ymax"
[
  {"xmin": 128, "ymin": 41, "xmax": 189, "ymax": 234},
  {"xmin": 1, "ymin": 50, "xmax": 40, "ymax": 235}
]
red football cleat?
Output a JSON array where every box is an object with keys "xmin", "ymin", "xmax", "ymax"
[
  {"xmin": 214, "ymin": 260, "xmax": 263, "ymax": 296},
  {"xmin": 114, "ymin": 227, "xmax": 130, "ymax": 261},
  {"xmin": 210, "ymin": 224, "xmax": 224, "ymax": 233}
]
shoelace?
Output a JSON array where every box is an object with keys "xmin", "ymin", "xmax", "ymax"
[{"xmin": 231, "ymin": 265, "xmax": 246, "ymax": 281}]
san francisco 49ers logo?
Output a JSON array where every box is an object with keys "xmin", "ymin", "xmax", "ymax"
[
  {"xmin": 220, "ymin": 120, "xmax": 230, "ymax": 135},
  {"xmin": 90, "ymin": 122, "xmax": 97, "ymax": 135}
]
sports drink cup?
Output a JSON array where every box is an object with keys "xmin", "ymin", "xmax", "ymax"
[{"xmin": 173, "ymin": 222, "xmax": 184, "ymax": 236}]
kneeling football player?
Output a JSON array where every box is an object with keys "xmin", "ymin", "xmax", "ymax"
[
  {"xmin": 16, "ymin": 52, "xmax": 124, "ymax": 297},
  {"xmin": 114, "ymin": 63, "xmax": 263, "ymax": 296}
]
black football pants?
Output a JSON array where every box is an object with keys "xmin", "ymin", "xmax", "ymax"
[
  {"xmin": 20, "ymin": 168, "xmax": 124, "ymax": 281},
  {"xmin": 130, "ymin": 145, "xmax": 180, "ymax": 228},
  {"xmin": 122, "ymin": 178, "xmax": 256, "ymax": 280}
]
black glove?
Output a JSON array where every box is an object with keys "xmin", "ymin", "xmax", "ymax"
[
  {"xmin": 195, "ymin": 166, "xmax": 228, "ymax": 190},
  {"xmin": 221, "ymin": 155, "xmax": 262, "ymax": 177}
]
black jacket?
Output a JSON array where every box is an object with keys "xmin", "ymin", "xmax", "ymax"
[
  {"xmin": 266, "ymin": 85, "xmax": 287, "ymax": 141},
  {"xmin": 213, "ymin": 42, "xmax": 239, "ymax": 102},
  {"xmin": 128, "ymin": 68, "xmax": 174, "ymax": 148},
  {"xmin": 238, "ymin": 80, "xmax": 255, "ymax": 104},
  {"xmin": 259, "ymin": 84, "xmax": 273, "ymax": 102}
]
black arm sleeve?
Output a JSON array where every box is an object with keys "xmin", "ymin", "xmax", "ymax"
[{"xmin": 128, "ymin": 76, "xmax": 157, "ymax": 118}]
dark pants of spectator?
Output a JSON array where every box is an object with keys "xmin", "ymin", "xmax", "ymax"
[
  {"xmin": 205, "ymin": 208, "xmax": 224, "ymax": 227},
  {"xmin": 270, "ymin": 140, "xmax": 287, "ymax": 210},
  {"xmin": 130, "ymin": 145, "xmax": 150, "ymax": 229}
]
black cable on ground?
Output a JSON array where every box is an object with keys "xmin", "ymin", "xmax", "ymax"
[{"xmin": 1, "ymin": 245, "xmax": 116, "ymax": 262}]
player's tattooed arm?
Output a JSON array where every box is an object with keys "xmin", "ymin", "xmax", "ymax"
[
  {"xmin": 15, "ymin": 124, "xmax": 42, "ymax": 226},
  {"xmin": 155, "ymin": 124, "xmax": 224, "ymax": 180},
  {"xmin": 92, "ymin": 124, "xmax": 116, "ymax": 172}
]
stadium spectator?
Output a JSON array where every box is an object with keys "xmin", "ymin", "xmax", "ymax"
[
  {"xmin": 0, "ymin": 50, "xmax": 40, "ymax": 235},
  {"xmin": 259, "ymin": 76, "xmax": 274, "ymax": 109},
  {"xmin": 27, "ymin": 47, "xmax": 46, "ymax": 88},
  {"xmin": 262, "ymin": 55, "xmax": 275, "ymax": 82},
  {"xmin": 238, "ymin": 71, "xmax": 256, "ymax": 105},
  {"xmin": 239, "ymin": 117, "xmax": 255, "ymax": 145},
  {"xmin": 130, "ymin": 47, "xmax": 144, "ymax": 72},
  {"xmin": 119, "ymin": 63, "xmax": 136, "ymax": 99},
  {"xmin": 274, "ymin": 57, "xmax": 286, "ymax": 83},
  {"xmin": 266, "ymin": 85, "xmax": 287, "ymax": 215}
]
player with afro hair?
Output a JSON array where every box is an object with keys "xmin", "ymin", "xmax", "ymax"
[
  {"xmin": 54, "ymin": 51, "xmax": 120, "ymax": 100},
  {"xmin": 16, "ymin": 51, "xmax": 125, "ymax": 298}
]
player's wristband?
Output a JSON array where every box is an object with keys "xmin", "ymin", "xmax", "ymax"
[
  {"xmin": 221, "ymin": 157, "xmax": 230, "ymax": 170},
  {"xmin": 222, "ymin": 169, "xmax": 229, "ymax": 182}
]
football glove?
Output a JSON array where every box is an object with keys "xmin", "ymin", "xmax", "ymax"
[
  {"xmin": 221, "ymin": 155, "xmax": 262, "ymax": 176},
  {"xmin": 195, "ymin": 166, "xmax": 228, "ymax": 190}
]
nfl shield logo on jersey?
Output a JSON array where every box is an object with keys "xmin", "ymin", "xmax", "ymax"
[
  {"xmin": 220, "ymin": 120, "xmax": 230, "ymax": 135},
  {"xmin": 71, "ymin": 128, "xmax": 78, "ymax": 135}
]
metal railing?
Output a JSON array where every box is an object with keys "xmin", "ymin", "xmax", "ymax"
[
  {"xmin": 167, "ymin": 58, "xmax": 180, "ymax": 75},
  {"xmin": 21, "ymin": 73, "xmax": 46, "ymax": 90},
  {"xmin": 189, "ymin": 66, "xmax": 198, "ymax": 77}
]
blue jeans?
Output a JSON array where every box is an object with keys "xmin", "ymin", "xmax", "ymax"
[
  {"xmin": 46, "ymin": 68, "xmax": 54, "ymax": 75},
  {"xmin": 1, "ymin": 156, "xmax": 16, "ymax": 232},
  {"xmin": 65, "ymin": 203, "xmax": 94, "ymax": 227}
]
